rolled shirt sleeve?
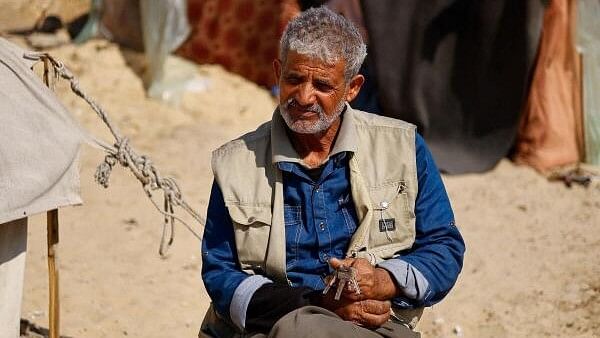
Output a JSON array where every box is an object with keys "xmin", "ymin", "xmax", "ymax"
[
  {"xmin": 377, "ymin": 259, "xmax": 429, "ymax": 301},
  {"xmin": 229, "ymin": 275, "xmax": 273, "ymax": 329}
]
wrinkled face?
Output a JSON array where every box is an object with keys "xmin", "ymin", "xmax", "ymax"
[{"xmin": 274, "ymin": 51, "xmax": 350, "ymax": 134}]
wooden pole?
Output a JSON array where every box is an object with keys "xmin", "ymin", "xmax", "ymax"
[
  {"xmin": 43, "ymin": 57, "xmax": 60, "ymax": 338},
  {"xmin": 47, "ymin": 209, "xmax": 60, "ymax": 338}
]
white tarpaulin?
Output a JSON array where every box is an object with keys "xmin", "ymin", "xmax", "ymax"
[
  {"xmin": 0, "ymin": 218, "xmax": 27, "ymax": 338},
  {"xmin": 0, "ymin": 38, "xmax": 85, "ymax": 224},
  {"xmin": 578, "ymin": 0, "xmax": 600, "ymax": 165}
]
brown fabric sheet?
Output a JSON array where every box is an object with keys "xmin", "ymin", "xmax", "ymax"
[
  {"xmin": 513, "ymin": 0, "xmax": 584, "ymax": 172},
  {"xmin": 101, "ymin": 0, "xmax": 144, "ymax": 51}
]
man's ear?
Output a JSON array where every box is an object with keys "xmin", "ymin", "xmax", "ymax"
[
  {"xmin": 273, "ymin": 59, "xmax": 282, "ymax": 81},
  {"xmin": 345, "ymin": 74, "xmax": 365, "ymax": 102}
]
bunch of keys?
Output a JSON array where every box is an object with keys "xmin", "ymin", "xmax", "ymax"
[{"xmin": 322, "ymin": 265, "xmax": 361, "ymax": 301}]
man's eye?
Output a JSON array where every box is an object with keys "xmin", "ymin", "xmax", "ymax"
[
  {"xmin": 315, "ymin": 82, "xmax": 333, "ymax": 91},
  {"xmin": 285, "ymin": 76, "xmax": 301, "ymax": 84}
]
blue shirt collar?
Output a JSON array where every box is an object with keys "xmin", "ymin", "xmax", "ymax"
[{"xmin": 277, "ymin": 152, "xmax": 348, "ymax": 174}]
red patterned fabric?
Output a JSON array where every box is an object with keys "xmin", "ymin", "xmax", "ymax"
[{"xmin": 178, "ymin": 0, "xmax": 300, "ymax": 87}]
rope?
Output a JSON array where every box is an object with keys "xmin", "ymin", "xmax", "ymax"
[{"xmin": 24, "ymin": 51, "xmax": 205, "ymax": 256}]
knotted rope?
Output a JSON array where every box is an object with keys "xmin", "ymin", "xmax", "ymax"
[{"xmin": 25, "ymin": 51, "xmax": 205, "ymax": 256}]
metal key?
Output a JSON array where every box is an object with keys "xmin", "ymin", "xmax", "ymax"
[
  {"xmin": 322, "ymin": 265, "xmax": 361, "ymax": 300},
  {"xmin": 322, "ymin": 272, "xmax": 337, "ymax": 297}
]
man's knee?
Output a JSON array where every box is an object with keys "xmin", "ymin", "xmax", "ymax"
[
  {"xmin": 268, "ymin": 306, "xmax": 372, "ymax": 338},
  {"xmin": 268, "ymin": 306, "xmax": 420, "ymax": 338}
]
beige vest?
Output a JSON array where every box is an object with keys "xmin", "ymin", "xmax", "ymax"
[
  {"xmin": 202, "ymin": 107, "xmax": 423, "ymax": 337},
  {"xmin": 211, "ymin": 107, "xmax": 418, "ymax": 283}
]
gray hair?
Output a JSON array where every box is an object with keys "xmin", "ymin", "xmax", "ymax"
[{"xmin": 279, "ymin": 6, "xmax": 367, "ymax": 82}]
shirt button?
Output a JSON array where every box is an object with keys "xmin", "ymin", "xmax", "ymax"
[
  {"xmin": 320, "ymin": 252, "xmax": 329, "ymax": 262},
  {"xmin": 319, "ymin": 222, "xmax": 325, "ymax": 231}
]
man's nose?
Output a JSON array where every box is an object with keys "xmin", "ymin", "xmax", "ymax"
[{"xmin": 295, "ymin": 83, "xmax": 316, "ymax": 106}]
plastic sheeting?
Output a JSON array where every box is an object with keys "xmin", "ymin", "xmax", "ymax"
[
  {"xmin": 140, "ymin": 0, "xmax": 194, "ymax": 102},
  {"xmin": 577, "ymin": 0, "xmax": 600, "ymax": 165},
  {"xmin": 85, "ymin": 0, "xmax": 203, "ymax": 104},
  {"xmin": 0, "ymin": 38, "xmax": 84, "ymax": 224}
]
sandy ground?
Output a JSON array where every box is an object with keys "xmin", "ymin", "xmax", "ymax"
[{"xmin": 4, "ymin": 38, "xmax": 600, "ymax": 338}]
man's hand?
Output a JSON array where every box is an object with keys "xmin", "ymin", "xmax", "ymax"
[
  {"xmin": 318, "ymin": 291, "xmax": 391, "ymax": 328},
  {"xmin": 329, "ymin": 257, "xmax": 398, "ymax": 301}
]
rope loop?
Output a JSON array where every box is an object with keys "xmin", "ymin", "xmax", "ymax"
[
  {"xmin": 95, "ymin": 155, "xmax": 117, "ymax": 188},
  {"xmin": 26, "ymin": 51, "xmax": 205, "ymax": 256}
]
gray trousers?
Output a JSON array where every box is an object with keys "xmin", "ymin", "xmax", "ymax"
[{"xmin": 249, "ymin": 306, "xmax": 420, "ymax": 338}]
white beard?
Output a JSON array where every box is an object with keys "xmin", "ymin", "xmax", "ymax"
[{"xmin": 279, "ymin": 97, "xmax": 346, "ymax": 134}]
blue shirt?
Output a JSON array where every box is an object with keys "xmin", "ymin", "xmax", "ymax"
[
  {"xmin": 201, "ymin": 133, "xmax": 465, "ymax": 326},
  {"xmin": 278, "ymin": 152, "xmax": 358, "ymax": 290}
]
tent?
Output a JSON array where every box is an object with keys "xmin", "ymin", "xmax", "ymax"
[
  {"xmin": 0, "ymin": 37, "xmax": 204, "ymax": 337},
  {"xmin": 0, "ymin": 38, "xmax": 85, "ymax": 338},
  {"xmin": 353, "ymin": 0, "xmax": 546, "ymax": 174}
]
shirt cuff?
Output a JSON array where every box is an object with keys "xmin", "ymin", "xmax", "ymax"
[
  {"xmin": 377, "ymin": 259, "xmax": 429, "ymax": 301},
  {"xmin": 229, "ymin": 275, "xmax": 273, "ymax": 329}
]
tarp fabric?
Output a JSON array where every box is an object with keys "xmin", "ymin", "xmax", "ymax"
[
  {"xmin": 140, "ymin": 0, "xmax": 191, "ymax": 98},
  {"xmin": 513, "ymin": 0, "xmax": 584, "ymax": 171},
  {"xmin": 360, "ymin": 0, "xmax": 545, "ymax": 173},
  {"xmin": 577, "ymin": 0, "xmax": 600, "ymax": 165},
  {"xmin": 0, "ymin": 218, "xmax": 27, "ymax": 338},
  {"xmin": 0, "ymin": 38, "xmax": 84, "ymax": 224}
]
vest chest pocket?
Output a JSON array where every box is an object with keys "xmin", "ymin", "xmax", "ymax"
[
  {"xmin": 367, "ymin": 181, "xmax": 416, "ymax": 258},
  {"xmin": 226, "ymin": 204, "xmax": 272, "ymax": 272}
]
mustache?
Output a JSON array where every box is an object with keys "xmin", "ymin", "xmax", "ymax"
[{"xmin": 284, "ymin": 98, "xmax": 325, "ymax": 115}]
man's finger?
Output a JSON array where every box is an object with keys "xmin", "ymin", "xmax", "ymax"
[
  {"xmin": 349, "ymin": 258, "xmax": 375, "ymax": 272},
  {"xmin": 349, "ymin": 258, "xmax": 370, "ymax": 267},
  {"xmin": 348, "ymin": 258, "xmax": 376, "ymax": 279},
  {"xmin": 328, "ymin": 257, "xmax": 343, "ymax": 269},
  {"xmin": 356, "ymin": 306, "xmax": 390, "ymax": 328},
  {"xmin": 360, "ymin": 299, "xmax": 391, "ymax": 315},
  {"xmin": 328, "ymin": 257, "xmax": 354, "ymax": 269},
  {"xmin": 340, "ymin": 290, "xmax": 363, "ymax": 301}
]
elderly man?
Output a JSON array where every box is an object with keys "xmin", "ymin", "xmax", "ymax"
[{"xmin": 200, "ymin": 7, "xmax": 464, "ymax": 338}]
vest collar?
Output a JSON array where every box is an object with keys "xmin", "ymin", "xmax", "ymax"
[{"xmin": 270, "ymin": 103, "xmax": 359, "ymax": 165}]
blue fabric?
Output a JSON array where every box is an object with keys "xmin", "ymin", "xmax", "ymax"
[
  {"xmin": 277, "ymin": 152, "xmax": 357, "ymax": 290},
  {"xmin": 201, "ymin": 134, "xmax": 465, "ymax": 318},
  {"xmin": 393, "ymin": 135, "xmax": 464, "ymax": 307},
  {"xmin": 201, "ymin": 182, "xmax": 249, "ymax": 317}
]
